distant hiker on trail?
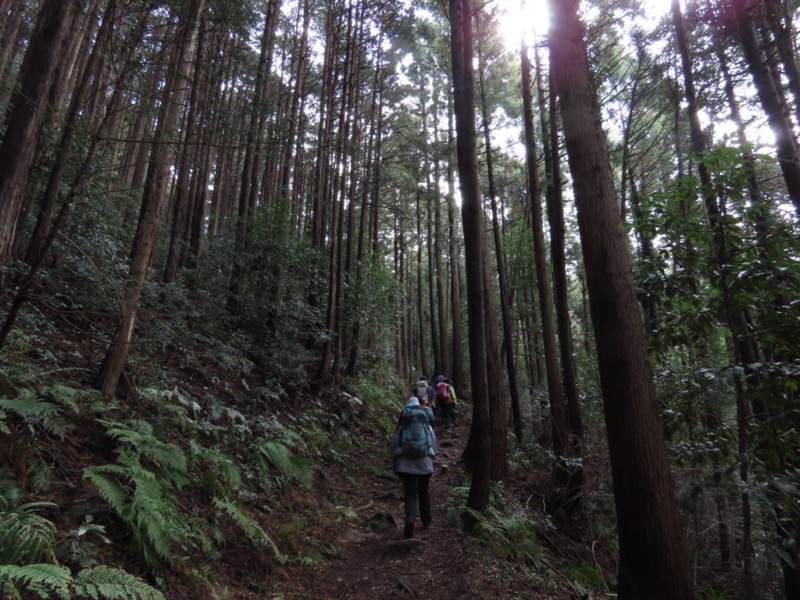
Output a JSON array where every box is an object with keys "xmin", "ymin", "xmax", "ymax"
[
  {"xmin": 392, "ymin": 396, "xmax": 437, "ymax": 538},
  {"xmin": 434, "ymin": 375, "xmax": 457, "ymax": 429},
  {"xmin": 404, "ymin": 390, "xmax": 436, "ymax": 427},
  {"xmin": 413, "ymin": 377, "xmax": 434, "ymax": 411}
]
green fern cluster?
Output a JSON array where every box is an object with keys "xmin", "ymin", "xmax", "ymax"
[
  {"xmin": 0, "ymin": 497, "xmax": 164, "ymax": 599},
  {"xmin": 0, "ymin": 563, "xmax": 165, "ymax": 600},
  {"xmin": 252, "ymin": 440, "xmax": 313, "ymax": 490},
  {"xmin": 0, "ymin": 501, "xmax": 57, "ymax": 564},
  {"xmin": 83, "ymin": 419, "xmax": 191, "ymax": 566},
  {"xmin": 442, "ymin": 484, "xmax": 543, "ymax": 565},
  {"xmin": 99, "ymin": 419, "xmax": 188, "ymax": 481},
  {"xmin": 0, "ymin": 391, "xmax": 74, "ymax": 439},
  {"xmin": 189, "ymin": 440, "xmax": 242, "ymax": 495}
]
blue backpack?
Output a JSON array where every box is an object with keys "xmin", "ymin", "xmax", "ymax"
[{"xmin": 395, "ymin": 407, "xmax": 434, "ymax": 459}]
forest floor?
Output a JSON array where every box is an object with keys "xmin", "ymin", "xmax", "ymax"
[{"xmin": 265, "ymin": 414, "xmax": 600, "ymax": 600}]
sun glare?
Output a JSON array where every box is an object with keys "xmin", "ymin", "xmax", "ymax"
[{"xmin": 496, "ymin": 0, "xmax": 675, "ymax": 52}]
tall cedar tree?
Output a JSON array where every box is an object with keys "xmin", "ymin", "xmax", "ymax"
[
  {"xmin": 520, "ymin": 30, "xmax": 570, "ymax": 456},
  {"xmin": 449, "ymin": 0, "xmax": 491, "ymax": 520},
  {"xmin": 547, "ymin": 1, "xmax": 694, "ymax": 597},
  {"xmin": 0, "ymin": 0, "xmax": 76, "ymax": 274}
]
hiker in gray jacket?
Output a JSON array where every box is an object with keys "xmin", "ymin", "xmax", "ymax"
[{"xmin": 392, "ymin": 396, "xmax": 438, "ymax": 538}]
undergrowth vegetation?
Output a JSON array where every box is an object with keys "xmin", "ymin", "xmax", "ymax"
[{"xmin": 0, "ymin": 298, "xmax": 406, "ymax": 598}]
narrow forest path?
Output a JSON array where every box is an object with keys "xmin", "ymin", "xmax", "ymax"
[{"xmin": 271, "ymin": 413, "xmax": 576, "ymax": 600}]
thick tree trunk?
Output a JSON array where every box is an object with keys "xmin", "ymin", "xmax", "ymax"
[
  {"xmin": 24, "ymin": 0, "xmax": 119, "ymax": 268},
  {"xmin": 548, "ymin": 1, "xmax": 694, "ymax": 597},
  {"xmin": 0, "ymin": 0, "xmax": 75, "ymax": 273},
  {"xmin": 537, "ymin": 49, "xmax": 583, "ymax": 442},
  {"xmin": 449, "ymin": 0, "xmax": 490, "ymax": 522}
]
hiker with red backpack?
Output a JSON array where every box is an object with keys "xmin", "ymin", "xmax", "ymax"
[
  {"xmin": 434, "ymin": 375, "xmax": 457, "ymax": 429},
  {"xmin": 392, "ymin": 395, "xmax": 437, "ymax": 538}
]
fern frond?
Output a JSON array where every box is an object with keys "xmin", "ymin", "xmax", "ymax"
[
  {"xmin": 140, "ymin": 443, "xmax": 187, "ymax": 479},
  {"xmin": 0, "ymin": 502, "xmax": 57, "ymax": 564},
  {"xmin": 212, "ymin": 497, "xmax": 286, "ymax": 564},
  {"xmin": 73, "ymin": 565, "xmax": 166, "ymax": 600},
  {"xmin": 0, "ymin": 393, "xmax": 70, "ymax": 438},
  {"xmin": 255, "ymin": 441, "xmax": 313, "ymax": 489},
  {"xmin": 0, "ymin": 563, "xmax": 71, "ymax": 597},
  {"xmin": 85, "ymin": 449, "xmax": 185, "ymax": 567},
  {"xmin": 190, "ymin": 442, "xmax": 242, "ymax": 489},
  {"xmin": 0, "ymin": 413, "xmax": 10, "ymax": 435},
  {"xmin": 83, "ymin": 467, "xmax": 130, "ymax": 516},
  {"xmin": 99, "ymin": 419, "xmax": 188, "ymax": 482},
  {"xmin": 131, "ymin": 477, "xmax": 174, "ymax": 564},
  {"xmin": 43, "ymin": 384, "xmax": 82, "ymax": 414}
]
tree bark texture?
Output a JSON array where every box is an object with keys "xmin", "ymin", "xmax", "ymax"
[
  {"xmin": 548, "ymin": 1, "xmax": 694, "ymax": 597},
  {"xmin": 449, "ymin": 0, "xmax": 491, "ymax": 520},
  {"xmin": 0, "ymin": 0, "xmax": 75, "ymax": 273}
]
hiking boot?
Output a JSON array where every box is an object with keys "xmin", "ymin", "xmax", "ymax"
[{"xmin": 404, "ymin": 524, "xmax": 414, "ymax": 538}]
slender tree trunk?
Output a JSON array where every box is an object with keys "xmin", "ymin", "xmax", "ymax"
[
  {"xmin": 164, "ymin": 14, "xmax": 207, "ymax": 283},
  {"xmin": 416, "ymin": 187, "xmax": 428, "ymax": 377},
  {"xmin": 447, "ymin": 85, "xmax": 464, "ymax": 390},
  {"xmin": 94, "ymin": 0, "xmax": 206, "ymax": 399},
  {"xmin": 346, "ymin": 40, "xmax": 385, "ymax": 374},
  {"xmin": 229, "ymin": 0, "xmax": 281, "ymax": 304},
  {"xmin": 548, "ymin": 1, "xmax": 694, "ymax": 597},
  {"xmin": 477, "ymin": 14, "xmax": 522, "ymax": 446},
  {"xmin": 730, "ymin": 0, "xmax": 800, "ymax": 216},
  {"xmin": 763, "ymin": 0, "xmax": 800, "ymax": 133},
  {"xmin": 0, "ymin": 3, "xmax": 24, "ymax": 97},
  {"xmin": 433, "ymin": 77, "xmax": 450, "ymax": 378},
  {"xmin": 520, "ymin": 32, "xmax": 569, "ymax": 456}
]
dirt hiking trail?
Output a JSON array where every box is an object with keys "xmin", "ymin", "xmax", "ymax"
[{"xmin": 271, "ymin": 416, "xmax": 579, "ymax": 600}]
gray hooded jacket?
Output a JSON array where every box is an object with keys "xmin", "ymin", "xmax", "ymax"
[{"xmin": 392, "ymin": 397, "xmax": 438, "ymax": 475}]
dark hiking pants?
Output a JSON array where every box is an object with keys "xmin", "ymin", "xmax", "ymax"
[{"xmin": 400, "ymin": 472, "xmax": 432, "ymax": 527}]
